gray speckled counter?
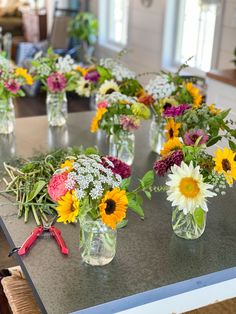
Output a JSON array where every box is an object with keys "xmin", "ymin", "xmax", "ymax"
[{"xmin": 0, "ymin": 112, "xmax": 236, "ymax": 314}]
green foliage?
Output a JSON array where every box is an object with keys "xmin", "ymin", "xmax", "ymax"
[
  {"xmin": 68, "ymin": 12, "xmax": 98, "ymax": 45},
  {"xmin": 96, "ymin": 66, "xmax": 113, "ymax": 84},
  {"xmin": 193, "ymin": 207, "xmax": 205, "ymax": 229},
  {"xmin": 119, "ymin": 79, "xmax": 143, "ymax": 96}
]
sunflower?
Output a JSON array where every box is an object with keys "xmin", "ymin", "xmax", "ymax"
[
  {"xmin": 90, "ymin": 107, "xmax": 107, "ymax": 133},
  {"xmin": 99, "ymin": 188, "xmax": 128, "ymax": 229},
  {"xmin": 213, "ymin": 147, "xmax": 236, "ymax": 186},
  {"xmin": 185, "ymin": 82, "xmax": 202, "ymax": 108},
  {"xmin": 160, "ymin": 137, "xmax": 183, "ymax": 156},
  {"xmin": 56, "ymin": 191, "xmax": 79, "ymax": 224},
  {"xmin": 15, "ymin": 67, "xmax": 33, "ymax": 85},
  {"xmin": 166, "ymin": 161, "xmax": 216, "ymax": 214},
  {"xmin": 60, "ymin": 159, "xmax": 74, "ymax": 172},
  {"xmin": 165, "ymin": 118, "xmax": 181, "ymax": 140},
  {"xmin": 208, "ymin": 104, "xmax": 221, "ymax": 115},
  {"xmin": 76, "ymin": 77, "xmax": 91, "ymax": 97},
  {"xmin": 99, "ymin": 80, "xmax": 119, "ymax": 96}
]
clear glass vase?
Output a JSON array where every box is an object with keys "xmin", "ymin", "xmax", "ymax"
[
  {"xmin": 109, "ymin": 131, "xmax": 135, "ymax": 165},
  {"xmin": 89, "ymin": 92, "xmax": 97, "ymax": 111},
  {"xmin": 46, "ymin": 92, "xmax": 68, "ymax": 126},
  {"xmin": 79, "ymin": 219, "xmax": 117, "ymax": 266},
  {"xmin": 172, "ymin": 206, "xmax": 207, "ymax": 240},
  {"xmin": 149, "ymin": 115, "xmax": 165, "ymax": 154},
  {"xmin": 0, "ymin": 98, "xmax": 15, "ymax": 134}
]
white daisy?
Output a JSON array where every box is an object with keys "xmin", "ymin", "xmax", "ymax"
[
  {"xmin": 76, "ymin": 78, "xmax": 91, "ymax": 97},
  {"xmin": 166, "ymin": 161, "xmax": 216, "ymax": 214},
  {"xmin": 99, "ymin": 80, "xmax": 119, "ymax": 96}
]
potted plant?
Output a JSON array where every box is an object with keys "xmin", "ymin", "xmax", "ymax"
[{"xmin": 68, "ymin": 12, "xmax": 98, "ymax": 63}]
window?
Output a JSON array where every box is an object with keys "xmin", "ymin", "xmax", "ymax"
[
  {"xmin": 163, "ymin": 0, "xmax": 223, "ymax": 73},
  {"xmin": 99, "ymin": 0, "xmax": 129, "ymax": 49}
]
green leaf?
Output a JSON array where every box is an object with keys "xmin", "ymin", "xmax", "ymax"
[
  {"xmin": 193, "ymin": 207, "xmax": 205, "ymax": 229},
  {"xmin": 27, "ymin": 180, "xmax": 46, "ymax": 202},
  {"xmin": 120, "ymin": 177, "xmax": 131, "ymax": 190},
  {"xmin": 84, "ymin": 147, "xmax": 99, "ymax": 155},
  {"xmin": 206, "ymin": 136, "xmax": 222, "ymax": 147},
  {"xmin": 144, "ymin": 190, "xmax": 152, "ymax": 199},
  {"xmin": 229, "ymin": 140, "xmax": 236, "ymax": 152},
  {"xmin": 140, "ymin": 170, "xmax": 154, "ymax": 188},
  {"xmin": 128, "ymin": 194, "xmax": 144, "ymax": 219},
  {"xmin": 117, "ymin": 219, "xmax": 128, "ymax": 229}
]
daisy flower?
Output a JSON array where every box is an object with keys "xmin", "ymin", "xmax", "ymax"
[
  {"xmin": 76, "ymin": 77, "xmax": 92, "ymax": 97},
  {"xmin": 166, "ymin": 161, "xmax": 216, "ymax": 214},
  {"xmin": 213, "ymin": 147, "xmax": 236, "ymax": 186}
]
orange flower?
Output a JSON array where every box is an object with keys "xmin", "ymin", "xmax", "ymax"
[
  {"xmin": 90, "ymin": 108, "xmax": 107, "ymax": 133},
  {"xmin": 186, "ymin": 82, "xmax": 202, "ymax": 108},
  {"xmin": 165, "ymin": 118, "xmax": 181, "ymax": 140}
]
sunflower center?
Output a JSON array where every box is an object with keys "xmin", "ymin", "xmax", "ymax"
[
  {"xmin": 169, "ymin": 128, "xmax": 174, "ymax": 138},
  {"xmin": 222, "ymin": 159, "xmax": 231, "ymax": 171},
  {"xmin": 84, "ymin": 83, "xmax": 89, "ymax": 88},
  {"xmin": 163, "ymin": 103, "xmax": 172, "ymax": 110},
  {"xmin": 179, "ymin": 177, "xmax": 200, "ymax": 198},
  {"xmin": 105, "ymin": 199, "xmax": 116, "ymax": 215},
  {"xmin": 105, "ymin": 88, "xmax": 115, "ymax": 94}
]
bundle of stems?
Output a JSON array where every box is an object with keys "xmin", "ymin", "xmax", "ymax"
[{"xmin": 1, "ymin": 146, "xmax": 97, "ymax": 225}]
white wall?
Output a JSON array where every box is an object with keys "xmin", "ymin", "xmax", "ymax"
[
  {"xmin": 218, "ymin": 0, "xmax": 236, "ymax": 69},
  {"xmin": 91, "ymin": 0, "xmax": 235, "ymax": 73},
  {"xmin": 90, "ymin": 0, "xmax": 166, "ymax": 77}
]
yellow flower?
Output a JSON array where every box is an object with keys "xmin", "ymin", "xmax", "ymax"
[
  {"xmin": 60, "ymin": 160, "xmax": 74, "ymax": 172},
  {"xmin": 90, "ymin": 107, "xmax": 107, "ymax": 133},
  {"xmin": 15, "ymin": 67, "xmax": 33, "ymax": 85},
  {"xmin": 56, "ymin": 191, "xmax": 79, "ymax": 224},
  {"xmin": 208, "ymin": 104, "xmax": 221, "ymax": 115},
  {"xmin": 165, "ymin": 118, "xmax": 181, "ymax": 140},
  {"xmin": 131, "ymin": 102, "xmax": 151, "ymax": 119},
  {"xmin": 75, "ymin": 65, "xmax": 88, "ymax": 76},
  {"xmin": 99, "ymin": 188, "xmax": 128, "ymax": 229},
  {"xmin": 99, "ymin": 80, "xmax": 119, "ymax": 96},
  {"xmin": 213, "ymin": 147, "xmax": 236, "ymax": 186},
  {"xmin": 186, "ymin": 82, "xmax": 202, "ymax": 108},
  {"xmin": 161, "ymin": 137, "xmax": 183, "ymax": 156}
]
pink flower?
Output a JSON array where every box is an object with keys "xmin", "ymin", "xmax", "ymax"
[
  {"xmin": 154, "ymin": 150, "xmax": 183, "ymax": 176},
  {"xmin": 184, "ymin": 129, "xmax": 209, "ymax": 146},
  {"xmin": 4, "ymin": 80, "xmax": 20, "ymax": 94},
  {"xmin": 46, "ymin": 72, "xmax": 67, "ymax": 93},
  {"xmin": 102, "ymin": 156, "xmax": 131, "ymax": 179},
  {"xmin": 97, "ymin": 101, "xmax": 109, "ymax": 109},
  {"xmin": 120, "ymin": 115, "xmax": 140, "ymax": 132},
  {"xmin": 84, "ymin": 70, "xmax": 100, "ymax": 82},
  {"xmin": 48, "ymin": 172, "xmax": 68, "ymax": 202},
  {"xmin": 163, "ymin": 104, "xmax": 191, "ymax": 117}
]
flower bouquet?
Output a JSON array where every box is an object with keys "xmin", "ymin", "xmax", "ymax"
[
  {"xmin": 153, "ymin": 111, "xmax": 236, "ymax": 239},
  {"xmin": 0, "ymin": 54, "xmax": 33, "ymax": 134},
  {"xmin": 31, "ymin": 48, "xmax": 79, "ymax": 126},
  {"xmin": 144, "ymin": 62, "xmax": 204, "ymax": 153},
  {"xmin": 48, "ymin": 154, "xmax": 154, "ymax": 265},
  {"xmin": 75, "ymin": 53, "xmax": 143, "ymax": 110},
  {"xmin": 90, "ymin": 92, "xmax": 151, "ymax": 164}
]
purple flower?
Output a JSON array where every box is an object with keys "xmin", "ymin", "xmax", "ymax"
[
  {"xmin": 4, "ymin": 80, "xmax": 20, "ymax": 94},
  {"xmin": 102, "ymin": 156, "xmax": 131, "ymax": 179},
  {"xmin": 163, "ymin": 104, "xmax": 191, "ymax": 117},
  {"xmin": 154, "ymin": 150, "xmax": 183, "ymax": 176},
  {"xmin": 184, "ymin": 129, "xmax": 209, "ymax": 146},
  {"xmin": 46, "ymin": 72, "xmax": 67, "ymax": 93},
  {"xmin": 84, "ymin": 70, "xmax": 100, "ymax": 82},
  {"xmin": 120, "ymin": 115, "xmax": 140, "ymax": 132}
]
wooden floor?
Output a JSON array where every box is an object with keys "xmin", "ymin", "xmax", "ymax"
[{"xmin": 1, "ymin": 93, "xmax": 236, "ymax": 313}]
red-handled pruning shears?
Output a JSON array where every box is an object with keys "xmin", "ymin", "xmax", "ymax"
[{"xmin": 17, "ymin": 216, "xmax": 69, "ymax": 256}]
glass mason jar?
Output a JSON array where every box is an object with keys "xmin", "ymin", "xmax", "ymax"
[
  {"xmin": 0, "ymin": 98, "xmax": 15, "ymax": 134},
  {"xmin": 149, "ymin": 115, "xmax": 165, "ymax": 154},
  {"xmin": 79, "ymin": 219, "xmax": 117, "ymax": 266},
  {"xmin": 89, "ymin": 92, "xmax": 97, "ymax": 111},
  {"xmin": 109, "ymin": 131, "xmax": 135, "ymax": 165},
  {"xmin": 172, "ymin": 206, "xmax": 207, "ymax": 240},
  {"xmin": 46, "ymin": 92, "xmax": 68, "ymax": 126}
]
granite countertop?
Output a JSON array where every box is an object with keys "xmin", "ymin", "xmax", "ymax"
[
  {"xmin": 207, "ymin": 69, "xmax": 236, "ymax": 88},
  {"xmin": 0, "ymin": 112, "xmax": 236, "ymax": 314}
]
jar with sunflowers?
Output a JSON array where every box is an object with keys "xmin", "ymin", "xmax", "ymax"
[
  {"xmin": 153, "ymin": 100, "xmax": 236, "ymax": 239},
  {"xmin": 48, "ymin": 154, "xmax": 154, "ymax": 266}
]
